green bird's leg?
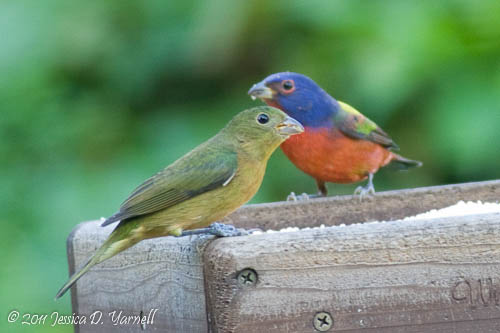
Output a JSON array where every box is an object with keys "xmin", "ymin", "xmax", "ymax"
[
  {"xmin": 180, "ymin": 222, "xmax": 255, "ymax": 237},
  {"xmin": 354, "ymin": 173, "xmax": 375, "ymax": 200}
]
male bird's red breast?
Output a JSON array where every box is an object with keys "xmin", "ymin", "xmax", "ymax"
[{"xmin": 281, "ymin": 127, "xmax": 394, "ymax": 183}]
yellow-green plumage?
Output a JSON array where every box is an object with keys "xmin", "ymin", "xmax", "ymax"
[{"xmin": 55, "ymin": 106, "xmax": 303, "ymax": 299}]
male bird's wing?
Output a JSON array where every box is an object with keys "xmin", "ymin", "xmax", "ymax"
[
  {"xmin": 333, "ymin": 101, "xmax": 399, "ymax": 150},
  {"xmin": 102, "ymin": 147, "xmax": 238, "ymax": 226}
]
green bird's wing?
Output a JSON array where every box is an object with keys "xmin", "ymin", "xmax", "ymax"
[
  {"xmin": 102, "ymin": 147, "xmax": 238, "ymax": 226},
  {"xmin": 334, "ymin": 101, "xmax": 399, "ymax": 150}
]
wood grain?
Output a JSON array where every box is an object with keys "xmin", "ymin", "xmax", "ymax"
[
  {"xmin": 204, "ymin": 213, "xmax": 500, "ymax": 332},
  {"xmin": 66, "ymin": 180, "xmax": 500, "ymax": 332},
  {"xmin": 67, "ymin": 221, "xmax": 214, "ymax": 333},
  {"xmin": 222, "ymin": 179, "xmax": 500, "ymax": 230}
]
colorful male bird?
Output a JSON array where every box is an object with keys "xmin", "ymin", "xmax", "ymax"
[
  {"xmin": 55, "ymin": 106, "xmax": 303, "ymax": 299},
  {"xmin": 248, "ymin": 72, "xmax": 421, "ymax": 198}
]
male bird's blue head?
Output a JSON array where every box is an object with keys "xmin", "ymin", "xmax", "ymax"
[{"xmin": 248, "ymin": 72, "xmax": 339, "ymax": 128}]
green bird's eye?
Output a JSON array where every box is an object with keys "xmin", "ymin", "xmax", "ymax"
[
  {"xmin": 282, "ymin": 80, "xmax": 294, "ymax": 91},
  {"xmin": 257, "ymin": 113, "xmax": 269, "ymax": 124}
]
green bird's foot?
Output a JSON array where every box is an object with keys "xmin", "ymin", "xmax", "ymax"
[
  {"xmin": 181, "ymin": 223, "xmax": 256, "ymax": 237},
  {"xmin": 208, "ymin": 222, "xmax": 249, "ymax": 237},
  {"xmin": 354, "ymin": 173, "xmax": 375, "ymax": 201}
]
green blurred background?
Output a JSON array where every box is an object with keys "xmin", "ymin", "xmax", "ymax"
[{"xmin": 2, "ymin": 0, "xmax": 499, "ymax": 331}]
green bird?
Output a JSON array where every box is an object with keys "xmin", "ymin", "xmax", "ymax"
[{"xmin": 55, "ymin": 106, "xmax": 303, "ymax": 299}]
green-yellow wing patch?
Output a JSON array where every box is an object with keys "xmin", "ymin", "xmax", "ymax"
[
  {"xmin": 335, "ymin": 101, "xmax": 399, "ymax": 150},
  {"xmin": 102, "ymin": 148, "xmax": 238, "ymax": 226}
]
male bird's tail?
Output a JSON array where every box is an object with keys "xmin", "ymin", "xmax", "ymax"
[
  {"xmin": 55, "ymin": 223, "xmax": 139, "ymax": 299},
  {"xmin": 389, "ymin": 153, "xmax": 423, "ymax": 170}
]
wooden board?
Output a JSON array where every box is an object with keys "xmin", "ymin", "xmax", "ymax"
[
  {"xmin": 203, "ymin": 213, "xmax": 500, "ymax": 332},
  {"xmin": 67, "ymin": 221, "xmax": 214, "ymax": 333},
  {"xmin": 66, "ymin": 180, "xmax": 500, "ymax": 332},
  {"xmin": 222, "ymin": 179, "xmax": 500, "ymax": 230}
]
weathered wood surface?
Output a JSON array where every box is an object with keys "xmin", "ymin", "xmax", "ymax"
[
  {"xmin": 67, "ymin": 180, "xmax": 500, "ymax": 332},
  {"xmin": 223, "ymin": 179, "xmax": 500, "ymax": 230},
  {"xmin": 67, "ymin": 221, "xmax": 215, "ymax": 332},
  {"xmin": 204, "ymin": 213, "xmax": 500, "ymax": 332}
]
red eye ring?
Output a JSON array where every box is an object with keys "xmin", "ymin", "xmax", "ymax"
[{"xmin": 282, "ymin": 80, "xmax": 294, "ymax": 91}]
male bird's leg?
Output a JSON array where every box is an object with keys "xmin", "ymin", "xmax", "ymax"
[
  {"xmin": 354, "ymin": 173, "xmax": 375, "ymax": 200},
  {"xmin": 316, "ymin": 179, "xmax": 328, "ymax": 196},
  {"xmin": 180, "ymin": 223, "xmax": 257, "ymax": 237},
  {"xmin": 286, "ymin": 179, "xmax": 327, "ymax": 201}
]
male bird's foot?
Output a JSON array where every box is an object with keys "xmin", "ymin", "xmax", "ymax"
[
  {"xmin": 287, "ymin": 192, "xmax": 314, "ymax": 201},
  {"xmin": 353, "ymin": 173, "xmax": 375, "ymax": 201},
  {"xmin": 287, "ymin": 191, "xmax": 325, "ymax": 201},
  {"xmin": 180, "ymin": 223, "xmax": 256, "ymax": 237},
  {"xmin": 354, "ymin": 184, "xmax": 375, "ymax": 200}
]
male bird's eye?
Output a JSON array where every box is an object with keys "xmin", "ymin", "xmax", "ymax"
[
  {"xmin": 257, "ymin": 113, "xmax": 269, "ymax": 124},
  {"xmin": 282, "ymin": 80, "xmax": 294, "ymax": 91}
]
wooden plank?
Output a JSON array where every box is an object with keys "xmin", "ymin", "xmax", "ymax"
[
  {"xmin": 203, "ymin": 213, "xmax": 500, "ymax": 332},
  {"xmin": 67, "ymin": 180, "xmax": 500, "ymax": 332},
  {"xmin": 67, "ymin": 221, "xmax": 214, "ymax": 332},
  {"xmin": 222, "ymin": 179, "xmax": 500, "ymax": 230}
]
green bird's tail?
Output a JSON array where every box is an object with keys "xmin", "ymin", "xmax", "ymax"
[
  {"xmin": 55, "ymin": 223, "xmax": 139, "ymax": 299},
  {"xmin": 389, "ymin": 153, "xmax": 423, "ymax": 170}
]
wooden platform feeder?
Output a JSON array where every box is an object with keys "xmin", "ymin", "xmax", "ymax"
[{"xmin": 66, "ymin": 180, "xmax": 500, "ymax": 332}]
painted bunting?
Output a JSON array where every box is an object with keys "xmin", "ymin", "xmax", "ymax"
[
  {"xmin": 55, "ymin": 106, "xmax": 303, "ymax": 299},
  {"xmin": 248, "ymin": 72, "xmax": 422, "ymax": 198}
]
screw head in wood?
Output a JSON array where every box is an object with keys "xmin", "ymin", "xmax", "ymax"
[
  {"xmin": 237, "ymin": 268, "xmax": 257, "ymax": 287},
  {"xmin": 313, "ymin": 312, "xmax": 333, "ymax": 331}
]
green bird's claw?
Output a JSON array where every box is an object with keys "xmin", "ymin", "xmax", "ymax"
[
  {"xmin": 180, "ymin": 223, "xmax": 251, "ymax": 237},
  {"xmin": 208, "ymin": 222, "xmax": 246, "ymax": 237},
  {"xmin": 211, "ymin": 223, "xmax": 262, "ymax": 236}
]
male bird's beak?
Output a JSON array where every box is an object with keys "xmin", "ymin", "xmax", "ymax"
[
  {"xmin": 248, "ymin": 82, "xmax": 275, "ymax": 100},
  {"xmin": 276, "ymin": 116, "xmax": 304, "ymax": 136}
]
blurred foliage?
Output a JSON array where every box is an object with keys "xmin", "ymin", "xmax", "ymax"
[{"xmin": 1, "ymin": 0, "xmax": 500, "ymax": 331}]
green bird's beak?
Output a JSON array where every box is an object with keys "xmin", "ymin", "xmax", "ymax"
[
  {"xmin": 276, "ymin": 116, "xmax": 304, "ymax": 136},
  {"xmin": 248, "ymin": 82, "xmax": 274, "ymax": 100}
]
